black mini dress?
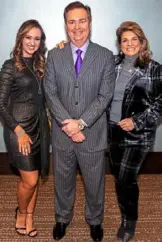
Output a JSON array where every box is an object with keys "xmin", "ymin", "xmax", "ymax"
[{"xmin": 0, "ymin": 58, "xmax": 50, "ymax": 176}]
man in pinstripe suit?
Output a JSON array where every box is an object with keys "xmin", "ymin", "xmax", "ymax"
[{"xmin": 44, "ymin": 2, "xmax": 115, "ymax": 241}]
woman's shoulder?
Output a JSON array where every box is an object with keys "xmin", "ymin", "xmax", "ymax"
[
  {"xmin": 1, "ymin": 58, "xmax": 14, "ymax": 69},
  {"xmin": 145, "ymin": 59, "xmax": 161, "ymax": 75},
  {"xmin": 149, "ymin": 59, "xmax": 160, "ymax": 68},
  {"xmin": 144, "ymin": 59, "xmax": 162, "ymax": 79},
  {"xmin": 1, "ymin": 58, "xmax": 16, "ymax": 73}
]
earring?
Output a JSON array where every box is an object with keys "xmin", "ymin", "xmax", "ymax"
[{"xmin": 120, "ymin": 50, "xmax": 123, "ymax": 55}]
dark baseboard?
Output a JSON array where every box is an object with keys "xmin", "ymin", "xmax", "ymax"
[
  {"xmin": 140, "ymin": 152, "xmax": 162, "ymax": 174},
  {"xmin": 0, "ymin": 152, "xmax": 162, "ymax": 175}
]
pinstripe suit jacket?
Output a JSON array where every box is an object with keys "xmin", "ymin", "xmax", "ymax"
[
  {"xmin": 110, "ymin": 56, "xmax": 162, "ymax": 149},
  {"xmin": 44, "ymin": 41, "xmax": 115, "ymax": 152}
]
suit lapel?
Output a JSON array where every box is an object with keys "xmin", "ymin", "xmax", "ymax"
[
  {"xmin": 60, "ymin": 43, "xmax": 76, "ymax": 79},
  {"xmin": 60, "ymin": 41, "xmax": 98, "ymax": 80},
  {"xmin": 78, "ymin": 41, "xmax": 98, "ymax": 79}
]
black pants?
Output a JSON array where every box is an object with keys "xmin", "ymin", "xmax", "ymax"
[{"xmin": 109, "ymin": 123, "xmax": 148, "ymax": 221}]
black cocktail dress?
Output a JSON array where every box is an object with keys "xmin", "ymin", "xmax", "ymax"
[{"xmin": 0, "ymin": 58, "xmax": 50, "ymax": 177}]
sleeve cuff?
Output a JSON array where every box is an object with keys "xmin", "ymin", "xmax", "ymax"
[{"xmin": 80, "ymin": 119, "xmax": 88, "ymax": 127}]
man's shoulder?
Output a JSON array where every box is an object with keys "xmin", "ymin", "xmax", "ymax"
[
  {"xmin": 90, "ymin": 42, "xmax": 113, "ymax": 56},
  {"xmin": 48, "ymin": 43, "xmax": 69, "ymax": 56},
  {"xmin": 48, "ymin": 46, "xmax": 60, "ymax": 55}
]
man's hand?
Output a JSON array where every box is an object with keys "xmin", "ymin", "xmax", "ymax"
[
  {"xmin": 62, "ymin": 119, "xmax": 80, "ymax": 136},
  {"xmin": 71, "ymin": 132, "xmax": 86, "ymax": 143},
  {"xmin": 118, "ymin": 118, "xmax": 135, "ymax": 131}
]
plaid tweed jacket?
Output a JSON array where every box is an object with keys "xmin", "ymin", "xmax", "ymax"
[{"xmin": 109, "ymin": 56, "xmax": 162, "ymax": 149}]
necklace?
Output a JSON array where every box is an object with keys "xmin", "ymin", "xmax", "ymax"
[{"xmin": 23, "ymin": 58, "xmax": 42, "ymax": 95}]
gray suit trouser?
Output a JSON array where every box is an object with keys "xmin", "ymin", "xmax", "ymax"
[{"xmin": 52, "ymin": 145, "xmax": 105, "ymax": 225}]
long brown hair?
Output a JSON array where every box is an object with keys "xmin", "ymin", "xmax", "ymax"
[
  {"xmin": 116, "ymin": 21, "xmax": 151, "ymax": 67},
  {"xmin": 11, "ymin": 19, "xmax": 47, "ymax": 79}
]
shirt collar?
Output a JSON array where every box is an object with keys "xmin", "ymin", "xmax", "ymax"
[{"xmin": 70, "ymin": 40, "xmax": 89, "ymax": 55}]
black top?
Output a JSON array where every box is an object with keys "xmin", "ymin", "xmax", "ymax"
[{"xmin": 0, "ymin": 58, "xmax": 43, "ymax": 130}]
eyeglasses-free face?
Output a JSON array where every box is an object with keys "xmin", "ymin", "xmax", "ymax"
[
  {"xmin": 65, "ymin": 8, "xmax": 91, "ymax": 48},
  {"xmin": 22, "ymin": 27, "xmax": 41, "ymax": 58},
  {"xmin": 120, "ymin": 30, "xmax": 142, "ymax": 57}
]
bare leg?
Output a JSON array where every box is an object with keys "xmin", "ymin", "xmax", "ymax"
[
  {"xmin": 27, "ymin": 184, "xmax": 38, "ymax": 213},
  {"xmin": 16, "ymin": 169, "xmax": 39, "ymax": 236},
  {"xmin": 26, "ymin": 185, "xmax": 39, "ymax": 236}
]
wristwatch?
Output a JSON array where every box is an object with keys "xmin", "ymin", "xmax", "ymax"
[{"xmin": 78, "ymin": 119, "xmax": 85, "ymax": 131}]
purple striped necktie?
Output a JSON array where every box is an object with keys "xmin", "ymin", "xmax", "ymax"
[{"xmin": 75, "ymin": 49, "xmax": 83, "ymax": 77}]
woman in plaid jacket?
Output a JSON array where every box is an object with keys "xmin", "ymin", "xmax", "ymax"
[{"xmin": 108, "ymin": 21, "xmax": 162, "ymax": 242}]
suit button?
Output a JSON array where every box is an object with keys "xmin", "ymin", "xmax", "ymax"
[
  {"xmin": 75, "ymin": 102, "xmax": 78, "ymax": 105},
  {"xmin": 75, "ymin": 85, "xmax": 79, "ymax": 88}
]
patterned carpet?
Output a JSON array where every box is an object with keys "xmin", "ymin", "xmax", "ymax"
[{"xmin": 0, "ymin": 174, "xmax": 162, "ymax": 242}]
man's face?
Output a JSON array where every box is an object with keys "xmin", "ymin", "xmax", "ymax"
[{"xmin": 65, "ymin": 8, "xmax": 91, "ymax": 48}]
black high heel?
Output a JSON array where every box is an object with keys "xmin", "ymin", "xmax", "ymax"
[{"xmin": 15, "ymin": 207, "xmax": 26, "ymax": 236}]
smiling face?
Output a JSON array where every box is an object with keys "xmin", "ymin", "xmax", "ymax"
[
  {"xmin": 65, "ymin": 8, "xmax": 91, "ymax": 48},
  {"xmin": 120, "ymin": 31, "xmax": 142, "ymax": 57},
  {"xmin": 22, "ymin": 27, "xmax": 41, "ymax": 57}
]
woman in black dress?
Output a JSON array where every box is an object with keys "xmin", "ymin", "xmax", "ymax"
[{"xmin": 0, "ymin": 20, "xmax": 50, "ymax": 237}]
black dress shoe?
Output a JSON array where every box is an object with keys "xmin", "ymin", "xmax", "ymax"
[
  {"xmin": 53, "ymin": 222, "xmax": 68, "ymax": 240},
  {"xmin": 123, "ymin": 220, "xmax": 136, "ymax": 242},
  {"xmin": 122, "ymin": 232, "xmax": 134, "ymax": 242},
  {"xmin": 90, "ymin": 225, "xmax": 103, "ymax": 242},
  {"xmin": 117, "ymin": 219, "xmax": 125, "ymax": 240},
  {"xmin": 117, "ymin": 219, "xmax": 136, "ymax": 242}
]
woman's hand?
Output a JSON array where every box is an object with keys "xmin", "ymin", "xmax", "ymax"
[
  {"xmin": 18, "ymin": 133, "xmax": 33, "ymax": 155},
  {"xmin": 14, "ymin": 125, "xmax": 33, "ymax": 155},
  {"xmin": 118, "ymin": 118, "xmax": 135, "ymax": 131},
  {"xmin": 56, "ymin": 40, "xmax": 67, "ymax": 49}
]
